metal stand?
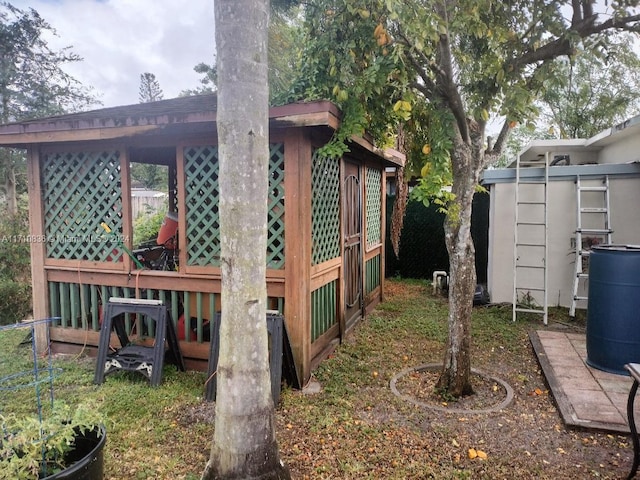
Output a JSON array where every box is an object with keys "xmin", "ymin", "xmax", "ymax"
[
  {"xmin": 626, "ymin": 363, "xmax": 640, "ymax": 479},
  {"xmin": 94, "ymin": 298, "xmax": 185, "ymax": 386}
]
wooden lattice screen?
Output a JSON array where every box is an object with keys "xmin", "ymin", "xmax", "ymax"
[
  {"xmin": 267, "ymin": 143, "xmax": 285, "ymax": 268},
  {"xmin": 184, "ymin": 143, "xmax": 285, "ymax": 268},
  {"xmin": 311, "ymin": 151, "xmax": 341, "ymax": 265},
  {"xmin": 184, "ymin": 146, "xmax": 220, "ymax": 266},
  {"xmin": 42, "ymin": 151, "xmax": 123, "ymax": 261},
  {"xmin": 365, "ymin": 167, "xmax": 382, "ymax": 248}
]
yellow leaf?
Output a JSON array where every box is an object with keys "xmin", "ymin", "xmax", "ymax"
[
  {"xmin": 374, "ymin": 23, "xmax": 384, "ymax": 39},
  {"xmin": 422, "ymin": 144, "xmax": 431, "ymax": 155},
  {"xmin": 377, "ymin": 33, "xmax": 388, "ymax": 46},
  {"xmin": 451, "ymin": 439, "xmax": 460, "ymax": 447},
  {"xmin": 421, "ymin": 163, "xmax": 431, "ymax": 177},
  {"xmin": 480, "ymin": 109, "xmax": 489, "ymax": 121},
  {"xmin": 393, "ymin": 100, "xmax": 403, "ymax": 112},
  {"xmin": 476, "ymin": 450, "xmax": 488, "ymax": 460},
  {"xmin": 468, "ymin": 448, "xmax": 478, "ymax": 459},
  {"xmin": 401, "ymin": 101, "xmax": 411, "ymax": 111},
  {"xmin": 534, "ymin": 388, "xmax": 543, "ymax": 395},
  {"xmin": 359, "ymin": 9, "xmax": 370, "ymax": 19}
]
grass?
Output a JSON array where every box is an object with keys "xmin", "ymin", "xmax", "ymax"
[{"xmin": 0, "ymin": 278, "xmax": 630, "ymax": 479}]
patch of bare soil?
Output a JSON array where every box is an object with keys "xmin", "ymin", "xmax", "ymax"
[{"xmin": 393, "ymin": 366, "xmax": 511, "ymax": 412}]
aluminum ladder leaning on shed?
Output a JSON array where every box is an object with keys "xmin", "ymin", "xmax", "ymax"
[
  {"xmin": 569, "ymin": 175, "xmax": 613, "ymax": 317},
  {"xmin": 512, "ymin": 152, "xmax": 549, "ymax": 324}
]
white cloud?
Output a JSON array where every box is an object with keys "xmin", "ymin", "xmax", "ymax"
[{"xmin": 11, "ymin": 0, "xmax": 215, "ymax": 107}]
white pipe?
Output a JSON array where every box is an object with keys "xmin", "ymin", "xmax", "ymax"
[{"xmin": 432, "ymin": 271, "xmax": 448, "ymax": 294}]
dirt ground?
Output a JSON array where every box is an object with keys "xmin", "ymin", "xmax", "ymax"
[{"xmin": 178, "ymin": 280, "xmax": 634, "ymax": 479}]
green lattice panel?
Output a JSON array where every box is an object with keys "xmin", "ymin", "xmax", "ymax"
[
  {"xmin": 365, "ymin": 255, "xmax": 381, "ymax": 295},
  {"xmin": 267, "ymin": 143, "xmax": 285, "ymax": 269},
  {"xmin": 311, "ymin": 280, "xmax": 337, "ymax": 342},
  {"xmin": 184, "ymin": 146, "xmax": 220, "ymax": 266},
  {"xmin": 311, "ymin": 151, "xmax": 340, "ymax": 265},
  {"xmin": 366, "ymin": 167, "xmax": 382, "ymax": 248},
  {"xmin": 184, "ymin": 144, "xmax": 285, "ymax": 268},
  {"xmin": 42, "ymin": 151, "xmax": 123, "ymax": 261}
]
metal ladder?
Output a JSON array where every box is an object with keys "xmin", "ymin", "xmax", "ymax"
[
  {"xmin": 512, "ymin": 153, "xmax": 549, "ymax": 324},
  {"xmin": 569, "ymin": 175, "xmax": 612, "ymax": 317}
]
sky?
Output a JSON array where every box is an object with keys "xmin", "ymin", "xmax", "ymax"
[{"xmin": 11, "ymin": 0, "xmax": 216, "ymax": 108}]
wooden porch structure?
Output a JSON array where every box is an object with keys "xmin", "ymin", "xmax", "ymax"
[{"xmin": 0, "ymin": 94, "xmax": 403, "ymax": 388}]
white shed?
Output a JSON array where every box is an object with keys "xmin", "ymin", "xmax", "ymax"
[{"xmin": 481, "ymin": 115, "xmax": 640, "ymax": 319}]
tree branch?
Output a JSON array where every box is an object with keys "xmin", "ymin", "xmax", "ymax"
[{"xmin": 487, "ymin": 118, "xmax": 511, "ymax": 156}]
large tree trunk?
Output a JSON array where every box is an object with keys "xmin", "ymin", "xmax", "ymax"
[
  {"xmin": 436, "ymin": 129, "xmax": 484, "ymax": 398},
  {"xmin": 202, "ymin": 1, "xmax": 290, "ymax": 479}
]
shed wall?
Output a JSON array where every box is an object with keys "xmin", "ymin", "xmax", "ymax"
[{"xmin": 488, "ymin": 174, "xmax": 640, "ymax": 309}]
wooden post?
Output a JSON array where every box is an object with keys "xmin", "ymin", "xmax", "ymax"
[
  {"xmin": 284, "ymin": 129, "xmax": 312, "ymax": 387},
  {"xmin": 26, "ymin": 146, "xmax": 49, "ymax": 354}
]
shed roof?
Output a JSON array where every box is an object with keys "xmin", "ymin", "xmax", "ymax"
[
  {"xmin": 0, "ymin": 94, "xmax": 338, "ymax": 146},
  {"xmin": 0, "ymin": 94, "xmax": 404, "ymax": 167}
]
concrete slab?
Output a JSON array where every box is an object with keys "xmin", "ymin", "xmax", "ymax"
[{"xmin": 530, "ymin": 330, "xmax": 637, "ymax": 433}]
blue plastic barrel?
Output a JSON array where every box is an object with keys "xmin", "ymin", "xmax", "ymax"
[{"xmin": 586, "ymin": 245, "xmax": 640, "ymax": 375}]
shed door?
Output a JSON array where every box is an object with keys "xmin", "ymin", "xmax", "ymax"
[{"xmin": 343, "ymin": 160, "xmax": 363, "ymax": 330}]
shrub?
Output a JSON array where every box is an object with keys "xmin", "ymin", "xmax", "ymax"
[
  {"xmin": 133, "ymin": 207, "xmax": 167, "ymax": 246},
  {"xmin": 0, "ymin": 199, "xmax": 31, "ymax": 282},
  {"xmin": 0, "ymin": 279, "xmax": 32, "ymax": 325}
]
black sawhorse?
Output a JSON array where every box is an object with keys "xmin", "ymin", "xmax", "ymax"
[
  {"xmin": 94, "ymin": 298, "xmax": 185, "ymax": 387},
  {"xmin": 205, "ymin": 311, "xmax": 284, "ymax": 405},
  {"xmin": 626, "ymin": 363, "xmax": 640, "ymax": 479}
]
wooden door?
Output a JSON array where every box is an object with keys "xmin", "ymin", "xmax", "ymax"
[{"xmin": 342, "ymin": 160, "xmax": 363, "ymax": 330}]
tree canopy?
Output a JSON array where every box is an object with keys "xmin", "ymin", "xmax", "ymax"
[
  {"xmin": 1, "ymin": 1, "xmax": 98, "ymax": 215},
  {"xmin": 284, "ymin": 0, "xmax": 640, "ymax": 396}
]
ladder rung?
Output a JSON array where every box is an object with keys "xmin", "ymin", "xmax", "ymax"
[
  {"xmin": 515, "ymin": 287, "xmax": 545, "ymax": 292},
  {"xmin": 574, "ymin": 295, "xmax": 588, "ymax": 301},
  {"xmin": 576, "ymin": 228, "xmax": 612, "ymax": 234},
  {"xmin": 517, "ymin": 221, "xmax": 545, "ymax": 226},
  {"xmin": 516, "ymin": 264, "xmax": 545, "ymax": 269},
  {"xmin": 578, "ymin": 250, "xmax": 591, "ymax": 256},
  {"xmin": 514, "ymin": 307, "xmax": 546, "ymax": 314},
  {"xmin": 581, "ymin": 208, "xmax": 608, "ymax": 213},
  {"xmin": 577, "ymin": 273, "xmax": 589, "ymax": 278},
  {"xmin": 579, "ymin": 186, "xmax": 607, "ymax": 192},
  {"xmin": 518, "ymin": 180, "xmax": 547, "ymax": 184},
  {"xmin": 516, "ymin": 242, "xmax": 545, "ymax": 248},
  {"xmin": 518, "ymin": 201, "xmax": 546, "ymax": 205}
]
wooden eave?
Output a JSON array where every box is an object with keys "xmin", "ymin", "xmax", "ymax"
[
  {"xmin": 0, "ymin": 94, "xmax": 404, "ymax": 166},
  {"xmin": 0, "ymin": 94, "xmax": 342, "ymax": 148}
]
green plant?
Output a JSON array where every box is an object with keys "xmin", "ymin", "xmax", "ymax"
[
  {"xmin": 133, "ymin": 207, "xmax": 167, "ymax": 246},
  {"xmin": 0, "ymin": 400, "xmax": 103, "ymax": 479},
  {"xmin": 0, "ymin": 279, "xmax": 32, "ymax": 326}
]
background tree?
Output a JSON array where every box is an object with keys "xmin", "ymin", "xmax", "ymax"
[
  {"xmin": 138, "ymin": 72, "xmax": 164, "ymax": 103},
  {"xmin": 182, "ymin": 1, "xmax": 301, "ymax": 102},
  {"xmin": 0, "ymin": 2, "xmax": 97, "ymax": 215},
  {"xmin": 497, "ymin": 36, "xmax": 640, "ymax": 166},
  {"xmin": 201, "ymin": 0, "xmax": 290, "ymax": 479},
  {"xmin": 131, "ymin": 72, "xmax": 167, "ymax": 192},
  {"xmin": 285, "ymin": 0, "xmax": 640, "ymax": 397},
  {"xmin": 539, "ymin": 37, "xmax": 640, "ymax": 139}
]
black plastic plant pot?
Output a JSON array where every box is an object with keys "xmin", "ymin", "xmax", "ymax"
[{"xmin": 43, "ymin": 425, "xmax": 107, "ymax": 480}]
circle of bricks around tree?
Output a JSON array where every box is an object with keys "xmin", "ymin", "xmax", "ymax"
[{"xmin": 390, "ymin": 363, "xmax": 515, "ymax": 414}]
